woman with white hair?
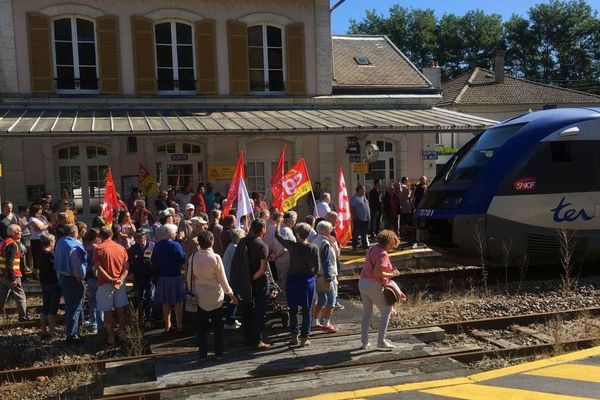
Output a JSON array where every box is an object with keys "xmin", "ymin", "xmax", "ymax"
[
  {"xmin": 273, "ymin": 211, "xmax": 296, "ymax": 290},
  {"xmin": 151, "ymin": 223, "xmax": 186, "ymax": 333},
  {"xmin": 312, "ymin": 220, "xmax": 340, "ymax": 333}
]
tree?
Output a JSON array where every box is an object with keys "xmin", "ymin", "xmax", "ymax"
[
  {"xmin": 435, "ymin": 14, "xmax": 465, "ymax": 79},
  {"xmin": 460, "ymin": 10, "xmax": 504, "ymax": 71},
  {"xmin": 504, "ymin": 14, "xmax": 540, "ymax": 79}
]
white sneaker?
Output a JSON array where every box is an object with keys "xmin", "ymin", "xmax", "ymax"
[
  {"xmin": 360, "ymin": 342, "xmax": 370, "ymax": 349},
  {"xmin": 377, "ymin": 340, "xmax": 395, "ymax": 350},
  {"xmin": 82, "ymin": 321, "xmax": 93, "ymax": 329},
  {"xmin": 224, "ymin": 321, "xmax": 241, "ymax": 330}
]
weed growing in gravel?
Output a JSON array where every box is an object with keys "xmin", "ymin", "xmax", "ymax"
[
  {"xmin": 515, "ymin": 255, "xmax": 529, "ymax": 295},
  {"xmin": 549, "ymin": 315, "xmax": 567, "ymax": 354},
  {"xmin": 558, "ymin": 228, "xmax": 578, "ymax": 296},
  {"xmin": 501, "ymin": 240, "xmax": 513, "ymax": 295},
  {"xmin": 473, "ymin": 225, "xmax": 489, "ymax": 295},
  {"xmin": 122, "ymin": 304, "xmax": 146, "ymax": 356}
]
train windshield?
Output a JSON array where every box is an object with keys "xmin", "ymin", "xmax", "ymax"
[{"xmin": 445, "ymin": 123, "xmax": 527, "ymax": 181}]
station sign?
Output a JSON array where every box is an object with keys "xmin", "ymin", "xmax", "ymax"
[
  {"xmin": 422, "ymin": 151, "xmax": 439, "ymax": 160},
  {"xmin": 170, "ymin": 153, "xmax": 189, "ymax": 161},
  {"xmin": 346, "ymin": 136, "xmax": 360, "ymax": 154},
  {"xmin": 208, "ymin": 164, "xmax": 236, "ymax": 180}
]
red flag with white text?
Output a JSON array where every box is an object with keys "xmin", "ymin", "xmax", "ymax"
[
  {"xmin": 336, "ymin": 166, "xmax": 352, "ymax": 247},
  {"xmin": 101, "ymin": 168, "xmax": 119, "ymax": 226},
  {"xmin": 270, "ymin": 144, "xmax": 286, "ymax": 211},
  {"xmin": 222, "ymin": 151, "xmax": 245, "ymax": 217}
]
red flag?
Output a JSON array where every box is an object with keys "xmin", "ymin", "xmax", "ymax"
[
  {"xmin": 222, "ymin": 151, "xmax": 245, "ymax": 217},
  {"xmin": 101, "ymin": 168, "xmax": 119, "ymax": 226},
  {"xmin": 282, "ymin": 158, "xmax": 312, "ymax": 211},
  {"xmin": 336, "ymin": 166, "xmax": 352, "ymax": 247},
  {"xmin": 270, "ymin": 144, "xmax": 286, "ymax": 211}
]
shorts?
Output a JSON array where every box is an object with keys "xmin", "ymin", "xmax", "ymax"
[
  {"xmin": 316, "ymin": 285, "xmax": 337, "ymax": 308},
  {"xmin": 41, "ymin": 283, "xmax": 61, "ymax": 315},
  {"xmin": 96, "ymin": 283, "xmax": 128, "ymax": 312}
]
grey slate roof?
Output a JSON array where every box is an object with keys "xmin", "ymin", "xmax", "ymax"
[
  {"xmin": 441, "ymin": 67, "xmax": 600, "ymax": 106},
  {"xmin": 0, "ymin": 107, "xmax": 496, "ymax": 137},
  {"xmin": 332, "ymin": 35, "xmax": 432, "ymax": 90}
]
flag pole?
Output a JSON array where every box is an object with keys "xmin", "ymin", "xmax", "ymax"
[{"xmin": 302, "ymin": 161, "xmax": 318, "ymax": 217}]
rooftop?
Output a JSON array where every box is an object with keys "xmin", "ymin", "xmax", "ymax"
[
  {"xmin": 441, "ymin": 67, "xmax": 600, "ymax": 106},
  {"xmin": 332, "ymin": 35, "xmax": 433, "ymax": 93}
]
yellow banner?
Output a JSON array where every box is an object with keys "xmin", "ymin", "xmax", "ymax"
[
  {"xmin": 353, "ymin": 162, "xmax": 369, "ymax": 174},
  {"xmin": 282, "ymin": 181, "xmax": 312, "ymax": 211},
  {"xmin": 208, "ymin": 165, "xmax": 236, "ymax": 180}
]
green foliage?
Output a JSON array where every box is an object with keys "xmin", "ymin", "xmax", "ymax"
[
  {"xmin": 348, "ymin": 1, "xmax": 600, "ymax": 93},
  {"xmin": 437, "ymin": 146, "xmax": 458, "ymax": 155}
]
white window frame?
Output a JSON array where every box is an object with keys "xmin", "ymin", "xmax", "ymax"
[
  {"xmin": 248, "ymin": 24, "xmax": 286, "ymax": 95},
  {"xmin": 51, "ymin": 16, "xmax": 99, "ymax": 94},
  {"xmin": 154, "ymin": 20, "xmax": 197, "ymax": 94}
]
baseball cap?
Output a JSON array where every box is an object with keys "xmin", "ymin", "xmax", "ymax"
[
  {"xmin": 191, "ymin": 216, "xmax": 208, "ymax": 226},
  {"xmin": 159, "ymin": 209, "xmax": 171, "ymax": 219},
  {"xmin": 185, "ymin": 203, "xmax": 195, "ymax": 210}
]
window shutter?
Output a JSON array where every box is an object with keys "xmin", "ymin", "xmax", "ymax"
[
  {"xmin": 26, "ymin": 13, "xmax": 54, "ymax": 93},
  {"xmin": 227, "ymin": 20, "xmax": 249, "ymax": 95},
  {"xmin": 195, "ymin": 19, "xmax": 218, "ymax": 95},
  {"xmin": 131, "ymin": 16, "xmax": 157, "ymax": 94},
  {"xmin": 286, "ymin": 23, "xmax": 306, "ymax": 95},
  {"xmin": 96, "ymin": 16, "xmax": 122, "ymax": 94}
]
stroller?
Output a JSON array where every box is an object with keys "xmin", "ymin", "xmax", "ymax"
[{"xmin": 264, "ymin": 265, "xmax": 290, "ymax": 329}]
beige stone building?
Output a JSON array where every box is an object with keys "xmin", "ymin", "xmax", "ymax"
[{"xmin": 0, "ymin": 0, "xmax": 493, "ymax": 222}]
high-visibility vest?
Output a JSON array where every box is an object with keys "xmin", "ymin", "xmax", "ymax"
[{"xmin": 0, "ymin": 238, "xmax": 21, "ymax": 277}]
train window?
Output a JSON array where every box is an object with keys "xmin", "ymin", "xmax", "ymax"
[{"xmin": 551, "ymin": 142, "xmax": 573, "ymax": 163}]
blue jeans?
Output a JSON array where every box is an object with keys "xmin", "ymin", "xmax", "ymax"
[
  {"xmin": 352, "ymin": 220, "xmax": 370, "ymax": 249},
  {"xmin": 133, "ymin": 278, "xmax": 155, "ymax": 321},
  {"xmin": 369, "ymin": 211, "xmax": 381, "ymax": 236},
  {"xmin": 86, "ymin": 278, "xmax": 104, "ymax": 330},
  {"xmin": 241, "ymin": 284, "xmax": 269, "ymax": 346},
  {"xmin": 58, "ymin": 275, "xmax": 85, "ymax": 339},
  {"xmin": 290, "ymin": 305, "xmax": 311, "ymax": 338}
]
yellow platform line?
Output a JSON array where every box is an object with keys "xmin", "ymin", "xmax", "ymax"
[
  {"xmin": 295, "ymin": 347, "xmax": 600, "ymax": 400},
  {"xmin": 341, "ymin": 248, "xmax": 424, "ymax": 265},
  {"xmin": 524, "ymin": 364, "xmax": 600, "ymax": 383},
  {"xmin": 422, "ymin": 383, "xmax": 594, "ymax": 400}
]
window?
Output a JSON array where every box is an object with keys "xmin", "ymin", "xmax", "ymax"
[
  {"xmin": 86, "ymin": 145, "xmax": 108, "ymax": 159},
  {"xmin": 127, "ymin": 136, "xmax": 138, "ymax": 153},
  {"xmin": 155, "ymin": 22, "xmax": 195, "ymax": 91},
  {"xmin": 157, "ymin": 142, "xmax": 200, "ymax": 154},
  {"xmin": 182, "ymin": 143, "xmax": 201, "ymax": 154},
  {"xmin": 167, "ymin": 164, "xmax": 193, "ymax": 188},
  {"xmin": 88, "ymin": 165, "xmax": 108, "ymax": 212},
  {"xmin": 53, "ymin": 17, "xmax": 98, "ymax": 91},
  {"xmin": 246, "ymin": 162, "xmax": 266, "ymax": 193},
  {"xmin": 59, "ymin": 166, "xmax": 82, "ymax": 209},
  {"xmin": 58, "ymin": 146, "xmax": 80, "ymax": 160},
  {"xmin": 248, "ymin": 25, "xmax": 285, "ymax": 92}
]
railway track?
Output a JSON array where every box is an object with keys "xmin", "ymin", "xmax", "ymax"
[{"xmin": 2, "ymin": 306, "xmax": 599, "ymax": 389}]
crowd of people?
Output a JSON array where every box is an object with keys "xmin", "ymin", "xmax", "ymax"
[{"xmin": 0, "ymin": 176, "xmax": 427, "ymax": 359}]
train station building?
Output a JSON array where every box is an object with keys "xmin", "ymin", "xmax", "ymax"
[{"xmin": 0, "ymin": 0, "xmax": 494, "ymax": 221}]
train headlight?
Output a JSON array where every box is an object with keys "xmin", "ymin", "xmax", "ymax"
[{"xmin": 442, "ymin": 197, "xmax": 463, "ymax": 208}]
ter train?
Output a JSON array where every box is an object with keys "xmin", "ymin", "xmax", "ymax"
[{"xmin": 415, "ymin": 108, "xmax": 600, "ymax": 265}]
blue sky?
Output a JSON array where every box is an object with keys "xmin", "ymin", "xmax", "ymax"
[{"xmin": 331, "ymin": 0, "xmax": 600, "ymax": 34}]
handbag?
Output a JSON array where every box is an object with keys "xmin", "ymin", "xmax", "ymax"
[
  {"xmin": 185, "ymin": 252, "xmax": 198, "ymax": 313},
  {"xmin": 382, "ymin": 280, "xmax": 406, "ymax": 306}
]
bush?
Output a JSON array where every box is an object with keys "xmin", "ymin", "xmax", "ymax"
[{"xmin": 437, "ymin": 146, "xmax": 458, "ymax": 155}]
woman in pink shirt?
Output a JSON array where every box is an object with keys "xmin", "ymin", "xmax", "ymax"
[
  {"xmin": 186, "ymin": 230, "xmax": 238, "ymax": 360},
  {"xmin": 358, "ymin": 230, "xmax": 401, "ymax": 350}
]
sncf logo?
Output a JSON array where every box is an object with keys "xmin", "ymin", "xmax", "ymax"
[{"xmin": 514, "ymin": 177, "xmax": 536, "ymax": 192}]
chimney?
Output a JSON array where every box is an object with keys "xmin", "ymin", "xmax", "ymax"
[
  {"xmin": 422, "ymin": 60, "xmax": 441, "ymax": 90},
  {"xmin": 495, "ymin": 51, "xmax": 505, "ymax": 84}
]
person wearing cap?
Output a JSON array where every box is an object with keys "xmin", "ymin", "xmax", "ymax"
[
  {"xmin": 178, "ymin": 204, "xmax": 195, "ymax": 244},
  {"xmin": 128, "ymin": 229, "xmax": 156, "ymax": 323},
  {"xmin": 153, "ymin": 209, "xmax": 174, "ymax": 242},
  {"xmin": 182, "ymin": 216, "xmax": 208, "ymax": 260}
]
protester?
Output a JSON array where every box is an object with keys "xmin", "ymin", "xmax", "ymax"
[
  {"xmin": 304, "ymin": 215, "xmax": 318, "ymax": 242},
  {"xmin": 222, "ymin": 228, "xmax": 245, "ymax": 329},
  {"xmin": 128, "ymin": 229, "xmax": 156, "ymax": 324},
  {"xmin": 191, "ymin": 184, "xmax": 207, "ymax": 214},
  {"xmin": 209, "ymin": 210, "xmax": 223, "ymax": 254},
  {"xmin": 275, "ymin": 211, "xmax": 297, "ymax": 290},
  {"xmin": 368, "ymin": 179, "xmax": 382, "ymax": 238},
  {"xmin": 413, "ymin": 176, "xmax": 428, "ymax": 209},
  {"xmin": 0, "ymin": 224, "xmax": 28, "ymax": 321},
  {"xmin": 230, "ymin": 219, "xmax": 270, "ymax": 349},
  {"xmin": 176, "ymin": 181, "xmax": 194, "ymax": 209},
  {"xmin": 187, "ymin": 230, "xmax": 238, "ymax": 360},
  {"xmin": 382, "ymin": 183, "xmax": 399, "ymax": 231},
  {"xmin": 54, "ymin": 189, "xmax": 75, "ymax": 212},
  {"xmin": 399, "ymin": 177, "xmax": 412, "ymax": 227},
  {"xmin": 315, "ymin": 192, "xmax": 332, "ymax": 218},
  {"xmin": 152, "ymin": 223, "xmax": 186, "ymax": 333},
  {"xmin": 127, "ymin": 188, "xmax": 141, "ymax": 212},
  {"xmin": 359, "ymin": 230, "xmax": 401, "ymax": 350},
  {"xmin": 38, "ymin": 232, "xmax": 59, "ymax": 339},
  {"xmin": 182, "ymin": 216, "xmax": 208, "ymax": 260},
  {"xmin": 155, "ymin": 190, "xmax": 169, "ymax": 212},
  {"xmin": 311, "ymin": 221, "xmax": 339, "ymax": 332},
  {"xmin": 17, "ymin": 205, "xmax": 33, "ymax": 275},
  {"xmin": 0, "ymin": 201, "xmax": 18, "ymax": 239},
  {"xmin": 275, "ymin": 217, "xmax": 319, "ymax": 346},
  {"xmin": 92, "ymin": 226, "xmax": 129, "ymax": 345},
  {"xmin": 55, "ymin": 224, "xmax": 87, "ymax": 344},
  {"xmin": 83, "ymin": 228, "xmax": 103, "ymax": 334},
  {"xmin": 350, "ymin": 185, "xmax": 371, "ymax": 250},
  {"xmin": 29, "ymin": 204, "xmax": 50, "ymax": 270},
  {"xmin": 219, "ymin": 215, "xmax": 236, "ymax": 253},
  {"xmin": 204, "ymin": 183, "xmax": 216, "ymax": 212}
]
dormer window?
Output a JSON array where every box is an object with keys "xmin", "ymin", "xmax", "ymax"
[{"xmin": 248, "ymin": 24, "xmax": 285, "ymax": 93}]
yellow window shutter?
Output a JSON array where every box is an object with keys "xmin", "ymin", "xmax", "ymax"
[
  {"xmin": 96, "ymin": 16, "xmax": 122, "ymax": 94},
  {"xmin": 195, "ymin": 19, "xmax": 218, "ymax": 95},
  {"xmin": 26, "ymin": 13, "xmax": 54, "ymax": 94},
  {"xmin": 227, "ymin": 20, "xmax": 249, "ymax": 95},
  {"xmin": 131, "ymin": 16, "xmax": 157, "ymax": 94},
  {"xmin": 286, "ymin": 23, "xmax": 306, "ymax": 95}
]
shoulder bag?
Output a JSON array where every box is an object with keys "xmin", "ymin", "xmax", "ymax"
[{"xmin": 185, "ymin": 252, "xmax": 198, "ymax": 313}]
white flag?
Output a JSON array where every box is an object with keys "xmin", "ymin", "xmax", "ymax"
[{"xmin": 236, "ymin": 178, "xmax": 253, "ymax": 229}]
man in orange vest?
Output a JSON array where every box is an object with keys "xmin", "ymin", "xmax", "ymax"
[{"xmin": 0, "ymin": 224, "xmax": 28, "ymax": 321}]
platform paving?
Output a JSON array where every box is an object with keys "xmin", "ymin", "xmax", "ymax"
[{"xmin": 297, "ymin": 346, "xmax": 600, "ymax": 400}]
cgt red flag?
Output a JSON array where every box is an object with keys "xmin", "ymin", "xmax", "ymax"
[
  {"xmin": 222, "ymin": 151, "xmax": 245, "ymax": 217},
  {"xmin": 336, "ymin": 166, "xmax": 352, "ymax": 247},
  {"xmin": 270, "ymin": 144, "xmax": 286, "ymax": 211},
  {"xmin": 101, "ymin": 168, "xmax": 119, "ymax": 226}
]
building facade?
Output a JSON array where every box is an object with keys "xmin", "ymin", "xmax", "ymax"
[{"xmin": 0, "ymin": 0, "xmax": 493, "ymax": 222}]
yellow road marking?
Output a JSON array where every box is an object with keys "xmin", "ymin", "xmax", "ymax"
[
  {"xmin": 341, "ymin": 248, "xmax": 425, "ymax": 265},
  {"xmin": 422, "ymin": 383, "xmax": 594, "ymax": 400},
  {"xmin": 525, "ymin": 364, "xmax": 600, "ymax": 383},
  {"xmin": 392, "ymin": 377, "xmax": 474, "ymax": 392},
  {"xmin": 353, "ymin": 386, "xmax": 396, "ymax": 397}
]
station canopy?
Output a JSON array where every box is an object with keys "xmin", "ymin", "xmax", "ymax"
[{"xmin": 0, "ymin": 107, "xmax": 496, "ymax": 137}]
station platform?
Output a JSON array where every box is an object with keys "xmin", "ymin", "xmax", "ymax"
[{"xmin": 299, "ymin": 347, "xmax": 600, "ymax": 400}]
